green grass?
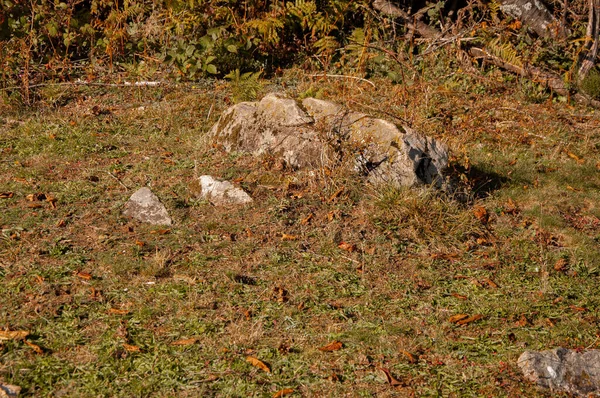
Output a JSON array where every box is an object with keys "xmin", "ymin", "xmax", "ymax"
[{"xmin": 1, "ymin": 65, "xmax": 600, "ymax": 397}]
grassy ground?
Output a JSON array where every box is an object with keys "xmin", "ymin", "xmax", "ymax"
[{"xmin": 1, "ymin": 62, "xmax": 600, "ymax": 397}]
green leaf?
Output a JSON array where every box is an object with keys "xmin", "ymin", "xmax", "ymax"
[
  {"xmin": 226, "ymin": 44, "xmax": 238, "ymax": 53},
  {"xmin": 206, "ymin": 64, "xmax": 217, "ymax": 74}
]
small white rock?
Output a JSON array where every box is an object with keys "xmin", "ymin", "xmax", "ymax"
[{"xmin": 198, "ymin": 175, "xmax": 253, "ymax": 206}]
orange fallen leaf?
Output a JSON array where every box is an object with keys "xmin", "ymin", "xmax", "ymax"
[
  {"xmin": 27, "ymin": 203, "xmax": 43, "ymax": 209},
  {"xmin": 108, "ymin": 308, "xmax": 130, "ymax": 315},
  {"xmin": 171, "ymin": 338, "xmax": 199, "ymax": 346},
  {"xmin": 273, "ymin": 286, "xmax": 288, "ymax": 303},
  {"xmin": 399, "ymin": 350, "xmax": 417, "ymax": 363},
  {"xmin": 448, "ymin": 314, "xmax": 469, "ymax": 324},
  {"xmin": 56, "ymin": 219, "xmax": 66, "ymax": 227},
  {"xmin": 123, "ymin": 343, "xmax": 141, "ymax": 352},
  {"xmin": 338, "ymin": 241, "xmax": 357, "ymax": 252},
  {"xmin": 272, "ymin": 388, "xmax": 294, "ymax": 398},
  {"xmin": 570, "ymin": 305, "xmax": 587, "ymax": 312},
  {"xmin": 300, "ymin": 213, "xmax": 313, "ymax": 225},
  {"xmin": 457, "ymin": 314, "xmax": 483, "ymax": 325},
  {"xmin": 135, "ymin": 240, "xmax": 145, "ymax": 247},
  {"xmin": 327, "ymin": 186, "xmax": 345, "ymax": 202},
  {"xmin": 0, "ymin": 330, "xmax": 29, "ymax": 341},
  {"xmin": 515, "ymin": 314, "xmax": 528, "ymax": 327},
  {"xmin": 554, "ymin": 258, "xmax": 568, "ymax": 272},
  {"xmin": 451, "ymin": 293, "xmax": 467, "ymax": 300},
  {"xmin": 476, "ymin": 237, "xmax": 488, "ymax": 245},
  {"xmin": 483, "ymin": 278, "xmax": 498, "ymax": 288},
  {"xmin": 76, "ymin": 271, "xmax": 92, "ymax": 280},
  {"xmin": 26, "ymin": 192, "xmax": 46, "ymax": 201},
  {"xmin": 378, "ymin": 367, "xmax": 403, "ymax": 387},
  {"xmin": 473, "ymin": 206, "xmax": 489, "ymax": 224},
  {"xmin": 24, "ymin": 340, "xmax": 44, "ymax": 354},
  {"xmin": 567, "ymin": 152, "xmax": 584, "ymax": 164},
  {"xmin": 0, "ymin": 192, "xmax": 14, "ymax": 199},
  {"xmin": 319, "ymin": 341, "xmax": 343, "ymax": 352},
  {"xmin": 246, "ymin": 356, "xmax": 271, "ymax": 373},
  {"xmin": 281, "ymin": 233, "xmax": 297, "ymax": 241}
]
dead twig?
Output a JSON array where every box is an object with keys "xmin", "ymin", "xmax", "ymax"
[
  {"xmin": 105, "ymin": 171, "xmax": 130, "ymax": 191},
  {"xmin": 309, "ymin": 74, "xmax": 376, "ymax": 88}
]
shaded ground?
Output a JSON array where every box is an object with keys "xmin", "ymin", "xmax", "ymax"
[{"xmin": 1, "ymin": 66, "xmax": 600, "ymax": 396}]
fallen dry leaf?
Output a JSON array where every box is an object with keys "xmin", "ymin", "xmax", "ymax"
[
  {"xmin": 399, "ymin": 350, "xmax": 417, "ymax": 364},
  {"xmin": 378, "ymin": 367, "xmax": 403, "ymax": 387},
  {"xmin": 76, "ymin": 271, "xmax": 92, "ymax": 280},
  {"xmin": 123, "ymin": 343, "xmax": 141, "ymax": 352},
  {"xmin": 171, "ymin": 338, "xmax": 199, "ymax": 346},
  {"xmin": 567, "ymin": 151, "xmax": 584, "ymax": 164},
  {"xmin": 473, "ymin": 206, "xmax": 489, "ymax": 224},
  {"xmin": 300, "ymin": 213, "xmax": 313, "ymax": 225},
  {"xmin": 327, "ymin": 186, "xmax": 345, "ymax": 202},
  {"xmin": 280, "ymin": 233, "xmax": 297, "ymax": 241},
  {"xmin": 570, "ymin": 305, "xmax": 587, "ymax": 312},
  {"xmin": 273, "ymin": 286, "xmax": 289, "ymax": 303},
  {"xmin": 319, "ymin": 341, "xmax": 343, "ymax": 352},
  {"xmin": 515, "ymin": 314, "xmax": 529, "ymax": 327},
  {"xmin": 483, "ymin": 278, "xmax": 498, "ymax": 288},
  {"xmin": 24, "ymin": 340, "xmax": 44, "ymax": 354},
  {"xmin": 108, "ymin": 308, "xmax": 130, "ymax": 315},
  {"xmin": 451, "ymin": 293, "xmax": 468, "ymax": 300},
  {"xmin": 246, "ymin": 356, "xmax": 271, "ymax": 373},
  {"xmin": 0, "ymin": 330, "xmax": 29, "ymax": 341},
  {"xmin": 554, "ymin": 258, "xmax": 568, "ymax": 272},
  {"xmin": 26, "ymin": 203, "xmax": 43, "ymax": 209},
  {"xmin": 457, "ymin": 314, "xmax": 483, "ymax": 325},
  {"xmin": 338, "ymin": 241, "xmax": 357, "ymax": 252},
  {"xmin": 448, "ymin": 314, "xmax": 469, "ymax": 324},
  {"xmin": 272, "ymin": 388, "xmax": 294, "ymax": 398},
  {"xmin": 0, "ymin": 192, "xmax": 14, "ymax": 199}
]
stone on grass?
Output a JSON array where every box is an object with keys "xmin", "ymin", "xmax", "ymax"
[
  {"xmin": 209, "ymin": 93, "xmax": 322, "ymax": 169},
  {"xmin": 518, "ymin": 347, "xmax": 600, "ymax": 396},
  {"xmin": 0, "ymin": 383, "xmax": 20, "ymax": 398},
  {"xmin": 123, "ymin": 187, "xmax": 172, "ymax": 225},
  {"xmin": 196, "ymin": 175, "xmax": 253, "ymax": 206},
  {"xmin": 210, "ymin": 93, "xmax": 449, "ymax": 188}
]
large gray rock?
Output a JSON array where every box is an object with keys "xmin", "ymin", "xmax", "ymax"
[
  {"xmin": 123, "ymin": 187, "xmax": 172, "ymax": 225},
  {"xmin": 209, "ymin": 93, "xmax": 449, "ymax": 188},
  {"xmin": 518, "ymin": 347, "xmax": 600, "ymax": 396},
  {"xmin": 0, "ymin": 383, "xmax": 20, "ymax": 398},
  {"xmin": 196, "ymin": 175, "xmax": 253, "ymax": 206}
]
